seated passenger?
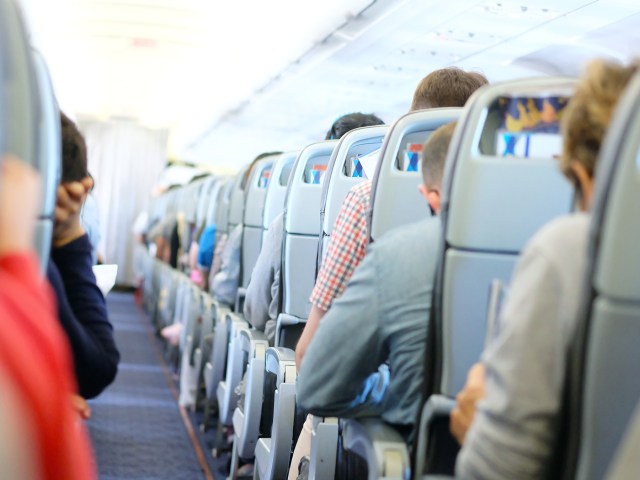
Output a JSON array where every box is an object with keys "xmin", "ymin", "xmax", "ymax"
[
  {"xmin": 0, "ymin": 155, "xmax": 96, "ymax": 479},
  {"xmin": 297, "ymin": 121, "xmax": 457, "ymax": 438},
  {"xmin": 242, "ymin": 113, "xmax": 384, "ymax": 345},
  {"xmin": 295, "ymin": 67, "xmax": 488, "ymax": 367},
  {"xmin": 451, "ymin": 59, "xmax": 638, "ymax": 479},
  {"xmin": 48, "ymin": 113, "xmax": 120, "ymax": 399}
]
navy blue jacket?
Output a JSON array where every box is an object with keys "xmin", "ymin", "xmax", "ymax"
[{"xmin": 47, "ymin": 234, "xmax": 120, "ymax": 398}]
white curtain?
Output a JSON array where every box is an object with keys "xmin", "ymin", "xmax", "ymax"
[{"xmin": 82, "ymin": 120, "xmax": 168, "ymax": 286}]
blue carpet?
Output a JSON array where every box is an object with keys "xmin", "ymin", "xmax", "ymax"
[{"xmin": 88, "ymin": 292, "xmax": 210, "ymax": 480}]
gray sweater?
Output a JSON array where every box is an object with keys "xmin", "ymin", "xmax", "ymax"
[
  {"xmin": 243, "ymin": 213, "xmax": 283, "ymax": 344},
  {"xmin": 297, "ymin": 218, "xmax": 440, "ymax": 430},
  {"xmin": 456, "ymin": 213, "xmax": 590, "ymax": 479}
]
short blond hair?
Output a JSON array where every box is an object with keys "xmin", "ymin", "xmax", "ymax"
[
  {"xmin": 421, "ymin": 121, "xmax": 457, "ymax": 189},
  {"xmin": 560, "ymin": 59, "xmax": 638, "ymax": 179}
]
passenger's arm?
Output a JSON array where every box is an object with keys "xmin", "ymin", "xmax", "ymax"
[
  {"xmin": 456, "ymin": 247, "xmax": 569, "ymax": 480},
  {"xmin": 450, "ymin": 363, "xmax": 485, "ymax": 445},
  {"xmin": 301, "ymin": 184, "xmax": 369, "ymax": 365},
  {"xmin": 243, "ymin": 215, "xmax": 282, "ymax": 332},
  {"xmin": 49, "ymin": 235, "xmax": 120, "ymax": 399},
  {"xmin": 297, "ymin": 246, "xmax": 386, "ymax": 418},
  {"xmin": 295, "ymin": 304, "xmax": 326, "ymax": 369}
]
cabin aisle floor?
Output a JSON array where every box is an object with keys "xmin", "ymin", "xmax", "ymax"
[{"xmin": 88, "ymin": 291, "xmax": 221, "ymax": 480}]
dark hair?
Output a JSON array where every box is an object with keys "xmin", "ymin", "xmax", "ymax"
[
  {"xmin": 241, "ymin": 151, "xmax": 283, "ymax": 189},
  {"xmin": 325, "ymin": 112, "xmax": 385, "ymax": 140},
  {"xmin": 411, "ymin": 68, "xmax": 488, "ymax": 111},
  {"xmin": 60, "ymin": 112, "xmax": 88, "ymax": 182},
  {"xmin": 421, "ymin": 121, "xmax": 457, "ymax": 188}
]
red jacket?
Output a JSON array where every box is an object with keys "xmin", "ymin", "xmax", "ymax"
[{"xmin": 0, "ymin": 252, "xmax": 96, "ymax": 479}]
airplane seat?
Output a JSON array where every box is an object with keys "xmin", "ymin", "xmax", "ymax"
[
  {"xmin": 414, "ymin": 78, "xmax": 577, "ymax": 478},
  {"xmin": 195, "ymin": 176, "xmax": 217, "ymax": 233},
  {"xmin": 560, "ymin": 71, "xmax": 640, "ymax": 480},
  {"xmin": 368, "ymin": 108, "xmax": 462, "ymax": 242},
  {"xmin": 254, "ymin": 347, "xmax": 298, "ymax": 480},
  {"xmin": 0, "ymin": 0, "xmax": 58, "ymax": 272},
  {"xmin": 214, "ymin": 177, "xmax": 235, "ymax": 240},
  {"xmin": 237, "ymin": 157, "xmax": 275, "ymax": 310},
  {"xmin": 254, "ymin": 141, "xmax": 338, "ymax": 479},
  {"xmin": 216, "ymin": 312, "xmax": 250, "ymax": 427},
  {"xmin": 318, "ymin": 125, "xmax": 388, "ymax": 270},
  {"xmin": 228, "ymin": 328, "xmax": 269, "ymax": 473},
  {"xmin": 192, "ymin": 291, "xmax": 215, "ymax": 408},
  {"xmin": 31, "ymin": 50, "xmax": 61, "ymax": 273},
  {"xmin": 262, "ymin": 151, "xmax": 298, "ymax": 243},
  {"xmin": 282, "ymin": 141, "xmax": 337, "ymax": 322},
  {"xmin": 338, "ymin": 109, "xmax": 462, "ymax": 479},
  {"xmin": 228, "ymin": 164, "xmax": 250, "ymax": 232}
]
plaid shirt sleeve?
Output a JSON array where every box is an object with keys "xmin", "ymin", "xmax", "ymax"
[{"xmin": 309, "ymin": 182, "xmax": 371, "ymax": 311}]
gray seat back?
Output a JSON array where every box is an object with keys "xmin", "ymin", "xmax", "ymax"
[
  {"xmin": 369, "ymin": 108, "xmax": 462, "ymax": 241},
  {"xmin": 567, "ymin": 72, "xmax": 640, "ymax": 480},
  {"xmin": 0, "ymin": 1, "xmax": 56, "ymax": 270},
  {"xmin": 228, "ymin": 164, "xmax": 250, "ymax": 230},
  {"xmin": 436, "ymin": 78, "xmax": 576, "ymax": 397},
  {"xmin": 283, "ymin": 141, "xmax": 337, "ymax": 318},
  {"xmin": 195, "ymin": 176, "xmax": 217, "ymax": 231},
  {"xmin": 211, "ymin": 177, "xmax": 233, "ymax": 237},
  {"xmin": 241, "ymin": 157, "xmax": 275, "ymax": 288},
  {"xmin": 318, "ymin": 125, "xmax": 388, "ymax": 268},
  {"xmin": 31, "ymin": 50, "xmax": 61, "ymax": 272},
  {"xmin": 263, "ymin": 151, "xmax": 298, "ymax": 232}
]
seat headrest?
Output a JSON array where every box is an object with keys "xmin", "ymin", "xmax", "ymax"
[
  {"xmin": 442, "ymin": 78, "xmax": 578, "ymax": 252},
  {"xmin": 263, "ymin": 151, "xmax": 298, "ymax": 230}
]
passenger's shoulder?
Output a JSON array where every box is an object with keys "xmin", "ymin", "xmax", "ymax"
[{"xmin": 527, "ymin": 213, "xmax": 590, "ymax": 253}]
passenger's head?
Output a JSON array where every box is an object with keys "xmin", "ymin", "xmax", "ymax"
[
  {"xmin": 60, "ymin": 112, "xmax": 88, "ymax": 183},
  {"xmin": 410, "ymin": 68, "xmax": 488, "ymax": 111},
  {"xmin": 325, "ymin": 112, "xmax": 385, "ymax": 140},
  {"xmin": 418, "ymin": 121, "xmax": 457, "ymax": 214},
  {"xmin": 560, "ymin": 59, "xmax": 639, "ymax": 211},
  {"xmin": 241, "ymin": 151, "xmax": 283, "ymax": 189}
]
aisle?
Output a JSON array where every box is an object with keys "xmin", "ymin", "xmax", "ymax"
[{"xmin": 87, "ymin": 292, "xmax": 214, "ymax": 480}]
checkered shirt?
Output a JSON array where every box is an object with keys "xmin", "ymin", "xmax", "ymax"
[{"xmin": 309, "ymin": 180, "xmax": 372, "ymax": 310}]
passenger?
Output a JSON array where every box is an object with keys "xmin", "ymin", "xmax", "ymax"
[
  {"xmin": 297, "ymin": 121, "xmax": 458, "ymax": 438},
  {"xmin": 451, "ymin": 59, "xmax": 638, "ymax": 479},
  {"xmin": 0, "ymin": 155, "xmax": 96, "ymax": 479},
  {"xmin": 242, "ymin": 113, "xmax": 384, "ymax": 344},
  {"xmin": 48, "ymin": 113, "xmax": 120, "ymax": 399},
  {"xmin": 295, "ymin": 67, "xmax": 488, "ymax": 367}
]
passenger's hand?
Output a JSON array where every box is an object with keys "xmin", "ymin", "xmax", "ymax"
[
  {"xmin": 53, "ymin": 176, "xmax": 92, "ymax": 247},
  {"xmin": 0, "ymin": 155, "xmax": 41, "ymax": 256},
  {"xmin": 70, "ymin": 394, "xmax": 92, "ymax": 420},
  {"xmin": 450, "ymin": 362, "xmax": 485, "ymax": 445}
]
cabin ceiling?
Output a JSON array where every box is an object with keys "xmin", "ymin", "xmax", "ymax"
[{"xmin": 20, "ymin": 0, "xmax": 640, "ymax": 171}]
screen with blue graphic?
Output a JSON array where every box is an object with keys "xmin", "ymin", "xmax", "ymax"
[
  {"xmin": 489, "ymin": 95, "xmax": 569, "ymax": 158},
  {"xmin": 303, "ymin": 154, "xmax": 330, "ymax": 184},
  {"xmin": 257, "ymin": 166, "xmax": 271, "ymax": 188}
]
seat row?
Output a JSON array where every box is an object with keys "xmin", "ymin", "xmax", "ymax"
[{"xmin": 139, "ymin": 73, "xmax": 640, "ymax": 480}]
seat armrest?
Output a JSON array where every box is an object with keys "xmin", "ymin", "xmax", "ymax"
[
  {"xmin": 343, "ymin": 418, "xmax": 410, "ymax": 480},
  {"xmin": 235, "ymin": 286, "xmax": 247, "ymax": 312},
  {"xmin": 414, "ymin": 395, "xmax": 458, "ymax": 477},
  {"xmin": 275, "ymin": 313, "xmax": 306, "ymax": 348}
]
